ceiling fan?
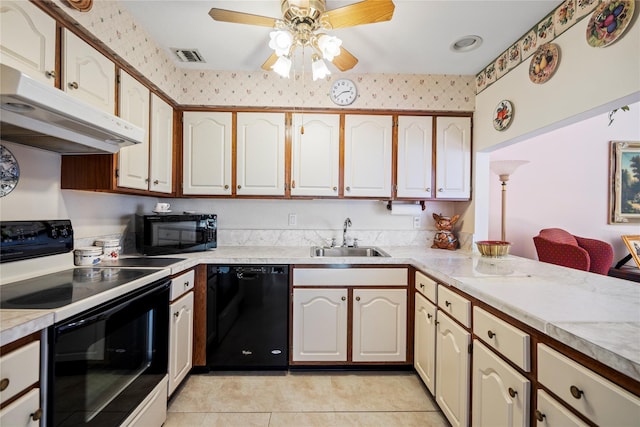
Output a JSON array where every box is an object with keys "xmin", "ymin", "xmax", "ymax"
[{"xmin": 208, "ymin": 1, "xmax": 395, "ymax": 77}]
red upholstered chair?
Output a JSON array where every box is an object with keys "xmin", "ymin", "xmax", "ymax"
[{"xmin": 533, "ymin": 228, "xmax": 614, "ymax": 275}]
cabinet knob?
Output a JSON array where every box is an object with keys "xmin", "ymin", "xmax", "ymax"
[
  {"xmin": 333, "ymin": 186, "xmax": 337, "ymax": 191},
  {"xmin": 438, "ymin": 188, "xmax": 444, "ymax": 192},
  {"xmin": 0, "ymin": 378, "xmax": 9, "ymax": 391},
  {"xmin": 30, "ymin": 409, "xmax": 43, "ymax": 421},
  {"xmin": 487, "ymin": 330, "xmax": 496, "ymax": 339},
  {"xmin": 355, "ymin": 296, "xmax": 360, "ymax": 301},
  {"xmin": 184, "ymin": 281, "xmax": 190, "ymax": 288},
  {"xmin": 45, "ymin": 70, "xmax": 56, "ymax": 79},
  {"xmin": 427, "ymin": 313, "xmax": 433, "ymax": 320},
  {"xmin": 145, "ymin": 178, "xmax": 149, "ymax": 183},
  {"xmin": 68, "ymin": 81, "xmax": 79, "ymax": 90},
  {"xmin": 223, "ymin": 184, "xmax": 229, "ymax": 189},
  {"xmin": 534, "ymin": 410, "xmax": 545, "ymax": 422},
  {"xmin": 153, "ymin": 179, "xmax": 159, "ymax": 185},
  {"xmin": 237, "ymin": 185, "xmax": 242, "ymax": 189},
  {"xmin": 291, "ymin": 180, "xmax": 296, "ymax": 189},
  {"xmin": 419, "ymin": 283, "xmax": 424, "ymax": 288},
  {"xmin": 341, "ymin": 296, "xmax": 346, "ymax": 301},
  {"xmin": 345, "ymin": 186, "xmax": 351, "ymax": 192},
  {"xmin": 569, "ymin": 385, "xmax": 584, "ymax": 399},
  {"xmin": 174, "ymin": 311, "xmax": 180, "ymax": 317},
  {"xmin": 426, "ymin": 188, "xmax": 431, "ymax": 192},
  {"xmin": 508, "ymin": 387, "xmax": 517, "ymax": 398},
  {"xmin": 445, "ymin": 300, "xmax": 451, "ymax": 307}
]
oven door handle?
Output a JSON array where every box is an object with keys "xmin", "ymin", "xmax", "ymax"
[{"xmin": 57, "ymin": 281, "xmax": 169, "ymax": 334}]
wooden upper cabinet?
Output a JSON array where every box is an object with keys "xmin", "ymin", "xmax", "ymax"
[
  {"xmin": 149, "ymin": 94, "xmax": 174, "ymax": 194},
  {"xmin": 344, "ymin": 115, "xmax": 393, "ymax": 198},
  {"xmin": 435, "ymin": 116, "xmax": 471, "ymax": 199},
  {"xmin": 236, "ymin": 112, "xmax": 286, "ymax": 196},
  {"xmin": 117, "ymin": 70, "xmax": 150, "ymax": 191},
  {"xmin": 63, "ymin": 29, "xmax": 115, "ymax": 114},
  {"xmin": 397, "ymin": 116, "xmax": 434, "ymax": 199},
  {"xmin": 0, "ymin": 0, "xmax": 56, "ymax": 85},
  {"xmin": 182, "ymin": 111, "xmax": 232, "ymax": 195},
  {"xmin": 290, "ymin": 113, "xmax": 340, "ymax": 197}
]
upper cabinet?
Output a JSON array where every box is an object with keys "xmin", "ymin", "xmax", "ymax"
[
  {"xmin": 182, "ymin": 111, "xmax": 232, "ymax": 196},
  {"xmin": 435, "ymin": 116, "xmax": 471, "ymax": 200},
  {"xmin": 149, "ymin": 94, "xmax": 174, "ymax": 194},
  {"xmin": 63, "ymin": 29, "xmax": 115, "ymax": 114},
  {"xmin": 290, "ymin": 113, "xmax": 340, "ymax": 197},
  {"xmin": 0, "ymin": 0, "xmax": 56, "ymax": 85},
  {"xmin": 397, "ymin": 116, "xmax": 434, "ymax": 199},
  {"xmin": 344, "ymin": 115, "xmax": 393, "ymax": 198},
  {"xmin": 236, "ymin": 112, "xmax": 286, "ymax": 196}
]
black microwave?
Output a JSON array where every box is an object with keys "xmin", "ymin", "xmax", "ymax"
[{"xmin": 136, "ymin": 213, "xmax": 217, "ymax": 255}]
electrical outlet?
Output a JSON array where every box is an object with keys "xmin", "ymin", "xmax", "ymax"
[
  {"xmin": 413, "ymin": 216, "xmax": 421, "ymax": 229},
  {"xmin": 288, "ymin": 213, "xmax": 297, "ymax": 226}
]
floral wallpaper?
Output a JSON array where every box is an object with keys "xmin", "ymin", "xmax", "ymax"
[{"xmin": 50, "ymin": 0, "xmax": 474, "ymax": 111}]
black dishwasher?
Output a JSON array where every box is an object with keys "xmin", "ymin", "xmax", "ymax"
[{"xmin": 207, "ymin": 265, "xmax": 289, "ymax": 369}]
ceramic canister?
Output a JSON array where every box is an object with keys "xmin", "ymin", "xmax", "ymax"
[
  {"xmin": 94, "ymin": 238, "xmax": 121, "ymax": 261},
  {"xmin": 74, "ymin": 246, "xmax": 103, "ymax": 266}
]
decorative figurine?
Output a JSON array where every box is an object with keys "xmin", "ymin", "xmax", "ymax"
[{"xmin": 431, "ymin": 213, "xmax": 460, "ymax": 250}]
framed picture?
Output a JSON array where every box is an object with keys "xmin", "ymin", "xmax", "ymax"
[
  {"xmin": 621, "ymin": 235, "xmax": 640, "ymax": 268},
  {"xmin": 609, "ymin": 141, "xmax": 640, "ymax": 223}
]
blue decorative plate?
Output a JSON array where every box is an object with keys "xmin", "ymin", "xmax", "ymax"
[{"xmin": 1, "ymin": 145, "xmax": 20, "ymax": 197}]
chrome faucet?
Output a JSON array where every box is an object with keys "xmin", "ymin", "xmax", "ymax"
[{"xmin": 342, "ymin": 217, "xmax": 352, "ymax": 247}]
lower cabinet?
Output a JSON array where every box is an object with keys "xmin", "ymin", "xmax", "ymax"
[
  {"xmin": 435, "ymin": 310, "xmax": 470, "ymax": 427},
  {"xmin": 471, "ymin": 340, "xmax": 530, "ymax": 427},
  {"xmin": 0, "ymin": 388, "xmax": 40, "ymax": 427},
  {"xmin": 168, "ymin": 270, "xmax": 195, "ymax": 396},
  {"xmin": 414, "ymin": 291, "xmax": 437, "ymax": 394}
]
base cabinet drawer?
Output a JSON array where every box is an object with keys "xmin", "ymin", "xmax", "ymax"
[
  {"xmin": 0, "ymin": 388, "xmax": 41, "ymax": 427},
  {"xmin": 473, "ymin": 306, "xmax": 530, "ymax": 372},
  {"xmin": 415, "ymin": 270, "xmax": 437, "ymax": 302},
  {"xmin": 0, "ymin": 341, "xmax": 39, "ymax": 404},
  {"xmin": 535, "ymin": 389, "xmax": 589, "ymax": 427},
  {"xmin": 538, "ymin": 344, "xmax": 640, "ymax": 426},
  {"xmin": 437, "ymin": 285, "xmax": 471, "ymax": 328}
]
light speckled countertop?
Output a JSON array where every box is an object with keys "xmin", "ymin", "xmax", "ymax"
[{"xmin": 2, "ymin": 245, "xmax": 639, "ymax": 383}]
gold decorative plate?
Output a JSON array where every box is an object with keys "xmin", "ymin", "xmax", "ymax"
[
  {"xmin": 529, "ymin": 43, "xmax": 559, "ymax": 84},
  {"xmin": 65, "ymin": 0, "xmax": 93, "ymax": 12},
  {"xmin": 586, "ymin": 0, "xmax": 634, "ymax": 47}
]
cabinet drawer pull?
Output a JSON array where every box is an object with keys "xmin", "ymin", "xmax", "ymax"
[
  {"xmin": 31, "ymin": 409, "xmax": 43, "ymax": 421},
  {"xmin": 184, "ymin": 281, "xmax": 190, "ymax": 288},
  {"xmin": 570, "ymin": 385, "xmax": 584, "ymax": 399},
  {"xmin": 419, "ymin": 283, "xmax": 424, "ymax": 288},
  {"xmin": 341, "ymin": 296, "xmax": 346, "ymax": 301},
  {"xmin": 355, "ymin": 296, "xmax": 361, "ymax": 301},
  {"xmin": 487, "ymin": 330, "xmax": 496, "ymax": 339},
  {"xmin": 174, "ymin": 311, "xmax": 180, "ymax": 317},
  {"xmin": 508, "ymin": 387, "xmax": 517, "ymax": 398},
  {"xmin": 0, "ymin": 378, "xmax": 9, "ymax": 391},
  {"xmin": 534, "ymin": 410, "xmax": 545, "ymax": 422},
  {"xmin": 45, "ymin": 70, "xmax": 56, "ymax": 79},
  {"xmin": 68, "ymin": 81, "xmax": 79, "ymax": 89},
  {"xmin": 445, "ymin": 300, "xmax": 451, "ymax": 307},
  {"xmin": 427, "ymin": 313, "xmax": 433, "ymax": 320}
]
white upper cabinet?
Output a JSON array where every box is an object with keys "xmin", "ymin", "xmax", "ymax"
[
  {"xmin": 117, "ymin": 70, "xmax": 150, "ymax": 190},
  {"xmin": 149, "ymin": 94, "xmax": 174, "ymax": 193},
  {"xmin": 291, "ymin": 113, "xmax": 340, "ymax": 197},
  {"xmin": 344, "ymin": 115, "xmax": 392, "ymax": 198},
  {"xmin": 236, "ymin": 112, "xmax": 286, "ymax": 196},
  {"xmin": 397, "ymin": 116, "xmax": 434, "ymax": 198},
  {"xmin": 435, "ymin": 116, "xmax": 471, "ymax": 199},
  {"xmin": 0, "ymin": 0, "xmax": 56, "ymax": 85},
  {"xmin": 182, "ymin": 112, "xmax": 232, "ymax": 195},
  {"xmin": 63, "ymin": 29, "xmax": 115, "ymax": 114}
]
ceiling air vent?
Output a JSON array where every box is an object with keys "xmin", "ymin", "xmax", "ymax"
[{"xmin": 171, "ymin": 48, "xmax": 206, "ymax": 63}]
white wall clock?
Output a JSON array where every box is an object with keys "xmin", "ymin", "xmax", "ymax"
[
  {"xmin": 0, "ymin": 145, "xmax": 20, "ymax": 197},
  {"xmin": 330, "ymin": 78, "xmax": 358, "ymax": 106}
]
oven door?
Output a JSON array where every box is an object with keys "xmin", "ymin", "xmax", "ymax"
[{"xmin": 48, "ymin": 279, "xmax": 170, "ymax": 427}]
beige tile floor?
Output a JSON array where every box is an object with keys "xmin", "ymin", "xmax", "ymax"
[{"xmin": 166, "ymin": 371, "xmax": 449, "ymax": 426}]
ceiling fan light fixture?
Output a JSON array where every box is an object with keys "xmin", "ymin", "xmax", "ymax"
[
  {"xmin": 269, "ymin": 30, "xmax": 294, "ymax": 56},
  {"xmin": 271, "ymin": 55, "xmax": 292, "ymax": 78},
  {"xmin": 317, "ymin": 34, "xmax": 342, "ymax": 61},
  {"xmin": 311, "ymin": 54, "xmax": 331, "ymax": 80},
  {"xmin": 450, "ymin": 35, "xmax": 483, "ymax": 52}
]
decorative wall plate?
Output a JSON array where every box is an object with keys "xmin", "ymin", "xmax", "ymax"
[
  {"xmin": 493, "ymin": 100, "xmax": 513, "ymax": 131},
  {"xmin": 0, "ymin": 145, "xmax": 20, "ymax": 197},
  {"xmin": 65, "ymin": 0, "xmax": 93, "ymax": 12},
  {"xmin": 529, "ymin": 43, "xmax": 559, "ymax": 84},
  {"xmin": 586, "ymin": 0, "xmax": 634, "ymax": 47}
]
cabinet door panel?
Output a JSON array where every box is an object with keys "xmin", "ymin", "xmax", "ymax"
[
  {"xmin": 352, "ymin": 289, "xmax": 406, "ymax": 362},
  {"xmin": 118, "ymin": 71, "xmax": 150, "ymax": 190},
  {"xmin": 292, "ymin": 288, "xmax": 347, "ymax": 362},
  {"xmin": 291, "ymin": 114, "xmax": 340, "ymax": 197},
  {"xmin": 436, "ymin": 311, "xmax": 470, "ymax": 427},
  {"xmin": 414, "ymin": 292, "xmax": 436, "ymax": 394},
  {"xmin": 344, "ymin": 115, "xmax": 392, "ymax": 198},
  {"xmin": 149, "ymin": 94, "xmax": 173, "ymax": 193},
  {"xmin": 0, "ymin": 0, "xmax": 56, "ymax": 85},
  {"xmin": 435, "ymin": 116, "xmax": 470, "ymax": 199},
  {"xmin": 168, "ymin": 292, "xmax": 193, "ymax": 396},
  {"xmin": 236, "ymin": 112, "xmax": 285, "ymax": 196},
  {"xmin": 397, "ymin": 116, "xmax": 433, "ymax": 198},
  {"xmin": 63, "ymin": 29, "xmax": 115, "ymax": 114},
  {"xmin": 182, "ymin": 112, "xmax": 232, "ymax": 195}
]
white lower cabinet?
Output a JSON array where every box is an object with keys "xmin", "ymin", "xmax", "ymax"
[
  {"xmin": 535, "ymin": 389, "xmax": 589, "ymax": 427},
  {"xmin": 414, "ymin": 292, "xmax": 437, "ymax": 394},
  {"xmin": 168, "ymin": 291, "xmax": 194, "ymax": 396},
  {"xmin": 435, "ymin": 310, "xmax": 470, "ymax": 427},
  {"xmin": 292, "ymin": 288, "xmax": 348, "ymax": 362},
  {"xmin": 0, "ymin": 388, "xmax": 40, "ymax": 427},
  {"xmin": 471, "ymin": 340, "xmax": 530, "ymax": 427}
]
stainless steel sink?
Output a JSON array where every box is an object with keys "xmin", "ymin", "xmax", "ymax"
[{"xmin": 310, "ymin": 246, "xmax": 390, "ymax": 257}]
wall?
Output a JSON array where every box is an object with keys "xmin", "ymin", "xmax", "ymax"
[{"xmin": 488, "ymin": 101, "xmax": 640, "ymax": 263}]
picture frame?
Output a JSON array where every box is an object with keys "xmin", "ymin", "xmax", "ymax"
[
  {"xmin": 621, "ymin": 235, "xmax": 640, "ymax": 268},
  {"xmin": 609, "ymin": 141, "xmax": 640, "ymax": 224}
]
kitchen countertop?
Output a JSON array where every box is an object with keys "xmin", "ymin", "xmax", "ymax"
[{"xmin": 2, "ymin": 245, "xmax": 639, "ymax": 384}]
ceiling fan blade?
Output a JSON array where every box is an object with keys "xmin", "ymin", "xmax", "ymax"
[
  {"xmin": 331, "ymin": 46, "xmax": 358, "ymax": 71},
  {"xmin": 325, "ymin": 0, "xmax": 395, "ymax": 29},
  {"xmin": 261, "ymin": 52, "xmax": 279, "ymax": 71},
  {"xmin": 208, "ymin": 8, "xmax": 277, "ymax": 28}
]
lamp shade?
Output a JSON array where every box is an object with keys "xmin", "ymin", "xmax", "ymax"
[
  {"xmin": 271, "ymin": 55, "xmax": 292, "ymax": 78},
  {"xmin": 490, "ymin": 160, "xmax": 530, "ymax": 177},
  {"xmin": 269, "ymin": 30, "xmax": 293, "ymax": 56},
  {"xmin": 311, "ymin": 55, "xmax": 331, "ymax": 80},
  {"xmin": 317, "ymin": 34, "xmax": 342, "ymax": 61}
]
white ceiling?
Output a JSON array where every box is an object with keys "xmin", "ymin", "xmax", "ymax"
[{"xmin": 121, "ymin": 0, "xmax": 559, "ymax": 76}]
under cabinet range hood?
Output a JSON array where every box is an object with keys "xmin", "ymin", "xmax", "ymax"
[{"xmin": 0, "ymin": 64, "xmax": 144, "ymax": 154}]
